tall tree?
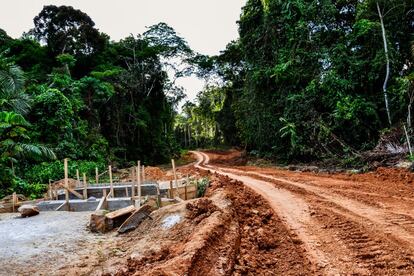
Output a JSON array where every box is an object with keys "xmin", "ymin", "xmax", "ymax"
[{"xmin": 31, "ymin": 5, "xmax": 105, "ymax": 57}]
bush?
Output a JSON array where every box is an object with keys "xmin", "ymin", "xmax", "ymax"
[
  {"xmin": 196, "ymin": 177, "xmax": 209, "ymax": 197},
  {"xmin": 25, "ymin": 160, "xmax": 106, "ymax": 184},
  {"xmin": 12, "ymin": 177, "xmax": 47, "ymax": 199}
]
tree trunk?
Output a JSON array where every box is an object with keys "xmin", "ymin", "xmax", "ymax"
[{"xmin": 377, "ymin": 2, "xmax": 392, "ymax": 126}]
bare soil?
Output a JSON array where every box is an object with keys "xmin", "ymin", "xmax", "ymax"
[
  {"xmin": 194, "ymin": 150, "xmax": 414, "ymax": 275},
  {"xmin": 4, "ymin": 149, "xmax": 414, "ymax": 275}
]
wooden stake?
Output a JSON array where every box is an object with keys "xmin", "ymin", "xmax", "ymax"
[
  {"xmin": 48, "ymin": 179, "xmax": 52, "ymax": 199},
  {"xmin": 83, "ymin": 173, "xmax": 87, "ymax": 199},
  {"xmin": 95, "ymin": 167, "xmax": 99, "ymax": 185},
  {"xmin": 12, "ymin": 192, "xmax": 16, "ymax": 212},
  {"xmin": 185, "ymin": 175, "xmax": 189, "ymax": 200},
  {"xmin": 131, "ymin": 167, "xmax": 135, "ymax": 200},
  {"xmin": 64, "ymin": 158, "xmax": 69, "ymax": 211},
  {"xmin": 109, "ymin": 165, "xmax": 114, "ymax": 198},
  {"xmin": 156, "ymin": 182, "xmax": 161, "ymax": 208},
  {"xmin": 169, "ymin": 180, "xmax": 173, "ymax": 199},
  {"xmin": 171, "ymin": 159, "xmax": 178, "ymax": 190},
  {"xmin": 136, "ymin": 166, "xmax": 141, "ymax": 207},
  {"xmin": 76, "ymin": 169, "xmax": 80, "ymax": 188}
]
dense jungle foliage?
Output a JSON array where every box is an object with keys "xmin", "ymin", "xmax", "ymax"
[
  {"xmin": 1, "ymin": 1, "xmax": 414, "ymax": 198},
  {"xmin": 178, "ymin": 0, "xmax": 414, "ymax": 162},
  {"xmin": 0, "ymin": 5, "xmax": 193, "ymax": 197}
]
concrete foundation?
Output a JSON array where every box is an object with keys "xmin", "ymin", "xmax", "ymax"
[
  {"xmin": 37, "ymin": 197, "xmax": 136, "ymax": 212},
  {"xmin": 57, "ymin": 183, "xmax": 168, "ymax": 200}
]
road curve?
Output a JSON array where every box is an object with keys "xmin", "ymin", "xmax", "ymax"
[{"xmin": 192, "ymin": 150, "xmax": 414, "ymax": 275}]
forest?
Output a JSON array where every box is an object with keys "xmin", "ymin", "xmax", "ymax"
[{"xmin": 1, "ymin": 0, "xmax": 414, "ymax": 198}]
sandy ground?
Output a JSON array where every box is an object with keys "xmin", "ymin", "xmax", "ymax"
[{"xmin": 0, "ymin": 211, "xmax": 110, "ymax": 276}]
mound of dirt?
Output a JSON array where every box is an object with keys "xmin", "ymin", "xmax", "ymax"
[
  {"xmin": 186, "ymin": 198, "xmax": 218, "ymax": 223},
  {"xmin": 144, "ymin": 166, "xmax": 166, "ymax": 181}
]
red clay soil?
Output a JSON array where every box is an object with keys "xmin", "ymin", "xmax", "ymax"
[
  {"xmin": 68, "ymin": 173, "xmax": 313, "ymax": 276},
  {"xmin": 207, "ymin": 174, "xmax": 314, "ymax": 275},
  {"xmin": 194, "ymin": 150, "xmax": 414, "ymax": 275}
]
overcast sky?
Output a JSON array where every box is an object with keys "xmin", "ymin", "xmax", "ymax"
[{"xmin": 0, "ymin": 0, "xmax": 245, "ymax": 104}]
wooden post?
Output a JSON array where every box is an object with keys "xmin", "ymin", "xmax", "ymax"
[
  {"xmin": 169, "ymin": 180, "xmax": 173, "ymax": 199},
  {"xmin": 156, "ymin": 182, "xmax": 161, "ymax": 208},
  {"xmin": 136, "ymin": 166, "xmax": 141, "ymax": 207},
  {"xmin": 131, "ymin": 167, "xmax": 135, "ymax": 201},
  {"xmin": 48, "ymin": 179, "xmax": 52, "ymax": 199},
  {"xmin": 64, "ymin": 158, "xmax": 69, "ymax": 211},
  {"xmin": 83, "ymin": 173, "xmax": 87, "ymax": 199},
  {"xmin": 12, "ymin": 192, "xmax": 16, "ymax": 212},
  {"xmin": 76, "ymin": 169, "xmax": 80, "ymax": 188},
  {"xmin": 185, "ymin": 175, "xmax": 189, "ymax": 200},
  {"xmin": 95, "ymin": 167, "xmax": 99, "ymax": 185},
  {"xmin": 171, "ymin": 159, "xmax": 178, "ymax": 190},
  {"xmin": 109, "ymin": 165, "xmax": 114, "ymax": 198},
  {"xmin": 102, "ymin": 188, "xmax": 108, "ymax": 209}
]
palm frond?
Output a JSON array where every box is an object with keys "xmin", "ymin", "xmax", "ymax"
[{"xmin": 15, "ymin": 143, "xmax": 56, "ymax": 160}]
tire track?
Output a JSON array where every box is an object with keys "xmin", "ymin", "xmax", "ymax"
[
  {"xmin": 193, "ymin": 151, "xmax": 414, "ymax": 274},
  {"xmin": 193, "ymin": 151, "xmax": 376, "ymax": 275}
]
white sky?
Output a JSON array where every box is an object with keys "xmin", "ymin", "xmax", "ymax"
[{"xmin": 0, "ymin": 0, "xmax": 245, "ymax": 105}]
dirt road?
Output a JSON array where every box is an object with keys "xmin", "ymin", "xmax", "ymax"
[{"xmin": 193, "ymin": 150, "xmax": 414, "ymax": 275}]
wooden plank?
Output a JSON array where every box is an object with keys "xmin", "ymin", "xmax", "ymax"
[
  {"xmin": 118, "ymin": 205, "xmax": 152, "ymax": 234},
  {"xmin": 55, "ymin": 202, "xmax": 67, "ymax": 211},
  {"xmin": 65, "ymin": 187, "xmax": 84, "ymax": 199},
  {"xmin": 83, "ymin": 173, "xmax": 87, "ymax": 199},
  {"xmin": 96, "ymin": 197, "xmax": 105, "ymax": 211},
  {"xmin": 105, "ymin": 205, "xmax": 136, "ymax": 220}
]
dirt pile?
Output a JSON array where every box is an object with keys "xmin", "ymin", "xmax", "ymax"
[
  {"xmin": 207, "ymin": 174, "xmax": 313, "ymax": 275},
  {"xmin": 144, "ymin": 166, "xmax": 166, "ymax": 181}
]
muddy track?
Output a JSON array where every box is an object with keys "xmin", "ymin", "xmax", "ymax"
[{"xmin": 193, "ymin": 151, "xmax": 414, "ymax": 275}]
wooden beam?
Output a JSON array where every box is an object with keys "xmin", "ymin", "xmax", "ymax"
[
  {"xmin": 83, "ymin": 173, "xmax": 87, "ymax": 199},
  {"xmin": 105, "ymin": 205, "xmax": 135, "ymax": 220},
  {"xmin": 96, "ymin": 196, "xmax": 105, "ymax": 211},
  {"xmin": 64, "ymin": 158, "xmax": 69, "ymax": 211},
  {"xmin": 64, "ymin": 187, "xmax": 84, "ymax": 199},
  {"xmin": 118, "ymin": 205, "xmax": 152, "ymax": 234},
  {"xmin": 109, "ymin": 165, "xmax": 114, "ymax": 197}
]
